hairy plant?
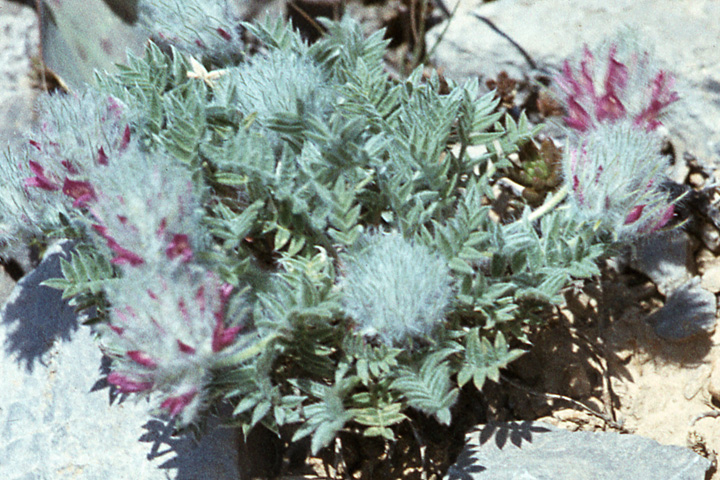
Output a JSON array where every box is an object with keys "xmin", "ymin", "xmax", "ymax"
[
  {"xmin": 563, "ymin": 120, "xmax": 675, "ymax": 239},
  {"xmin": 0, "ymin": 13, "xmax": 681, "ymax": 462},
  {"xmin": 138, "ymin": 0, "xmax": 244, "ymax": 64},
  {"xmin": 339, "ymin": 231, "xmax": 453, "ymax": 346},
  {"xmin": 553, "ymin": 30, "xmax": 681, "ymax": 240}
]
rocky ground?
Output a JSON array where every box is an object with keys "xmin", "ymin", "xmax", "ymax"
[{"xmin": 2, "ymin": 0, "xmax": 720, "ymax": 479}]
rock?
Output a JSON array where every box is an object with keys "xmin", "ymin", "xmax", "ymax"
[
  {"xmin": 700, "ymin": 222, "xmax": 720, "ymax": 254},
  {"xmin": 428, "ymin": 0, "xmax": 720, "ymax": 165},
  {"xmin": 689, "ymin": 172, "xmax": 707, "ymax": 189},
  {"xmin": 701, "ymin": 263, "xmax": 720, "ymax": 293},
  {"xmin": 647, "ymin": 277, "xmax": 717, "ymax": 342},
  {"xmin": 706, "ymin": 356, "xmax": 720, "ymax": 406},
  {"xmin": 0, "ymin": 0, "xmax": 39, "ymax": 144},
  {"xmin": 0, "ymin": 242, "xmax": 240, "ymax": 480},
  {"xmin": 630, "ymin": 230, "xmax": 695, "ymax": 297},
  {"xmin": 444, "ymin": 421, "xmax": 711, "ymax": 480}
]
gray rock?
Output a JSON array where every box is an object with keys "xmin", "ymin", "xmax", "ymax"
[
  {"xmin": 647, "ymin": 277, "xmax": 717, "ymax": 341},
  {"xmin": 445, "ymin": 421, "xmax": 711, "ymax": 480},
  {"xmin": 0, "ymin": 0, "xmax": 38, "ymax": 144},
  {"xmin": 0, "ymin": 241, "xmax": 240, "ymax": 480},
  {"xmin": 630, "ymin": 230, "xmax": 695, "ymax": 297},
  {"xmin": 428, "ymin": 0, "xmax": 720, "ymax": 164}
]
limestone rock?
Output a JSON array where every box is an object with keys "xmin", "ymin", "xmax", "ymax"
[{"xmin": 445, "ymin": 421, "xmax": 711, "ymax": 480}]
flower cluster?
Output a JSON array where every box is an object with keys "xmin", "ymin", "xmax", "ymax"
[
  {"xmin": 339, "ymin": 232, "xmax": 453, "ymax": 346},
  {"xmin": 563, "ymin": 121, "xmax": 675, "ymax": 238},
  {"xmin": 212, "ymin": 48, "xmax": 333, "ymax": 142},
  {"xmin": 100, "ymin": 267, "xmax": 245, "ymax": 425},
  {"xmin": 16, "ymin": 87, "xmax": 242, "ymax": 425},
  {"xmin": 0, "ymin": 91, "xmax": 133, "ymax": 252},
  {"xmin": 556, "ymin": 33, "xmax": 679, "ymax": 239},
  {"xmin": 555, "ymin": 35, "xmax": 679, "ymax": 133}
]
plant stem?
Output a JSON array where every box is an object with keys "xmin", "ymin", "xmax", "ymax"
[{"xmin": 528, "ymin": 185, "xmax": 569, "ymax": 222}]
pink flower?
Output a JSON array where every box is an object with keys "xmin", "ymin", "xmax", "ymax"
[
  {"xmin": 97, "ymin": 146, "xmax": 109, "ymax": 165},
  {"xmin": 556, "ymin": 42, "xmax": 678, "ymax": 132},
  {"xmin": 624, "ymin": 203, "xmax": 675, "ymax": 232},
  {"xmin": 107, "ymin": 96, "xmax": 124, "ymax": 119},
  {"xmin": 166, "ymin": 234, "xmax": 193, "ymax": 262},
  {"xmin": 62, "ymin": 178, "xmax": 97, "ymax": 207},
  {"xmin": 177, "ymin": 340, "xmax": 196, "ymax": 354},
  {"xmin": 633, "ymin": 71, "xmax": 679, "ymax": 131},
  {"xmin": 107, "ymin": 372, "xmax": 153, "ymax": 393},
  {"xmin": 127, "ymin": 350, "xmax": 158, "ymax": 368},
  {"xmin": 24, "ymin": 161, "xmax": 59, "ymax": 191},
  {"xmin": 160, "ymin": 389, "xmax": 198, "ymax": 417},
  {"xmin": 108, "ymin": 241, "xmax": 145, "ymax": 266},
  {"xmin": 217, "ymin": 27, "xmax": 232, "ymax": 41},
  {"xmin": 119, "ymin": 125, "xmax": 131, "ymax": 152},
  {"xmin": 93, "ymin": 223, "xmax": 144, "ymax": 265},
  {"xmin": 109, "ymin": 325, "xmax": 124, "ymax": 335},
  {"xmin": 565, "ymin": 97, "xmax": 591, "ymax": 132},
  {"xmin": 624, "ymin": 204, "xmax": 645, "ymax": 224},
  {"xmin": 219, "ymin": 283, "xmax": 234, "ymax": 303},
  {"xmin": 212, "ymin": 316, "xmax": 241, "ymax": 352}
]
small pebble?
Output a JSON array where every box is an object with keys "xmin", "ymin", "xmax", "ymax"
[
  {"xmin": 707, "ymin": 356, "xmax": 720, "ymax": 405},
  {"xmin": 689, "ymin": 172, "xmax": 706, "ymax": 188},
  {"xmin": 701, "ymin": 264, "xmax": 720, "ymax": 293}
]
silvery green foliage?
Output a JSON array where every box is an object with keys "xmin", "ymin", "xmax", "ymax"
[
  {"xmin": 0, "ymin": 149, "xmax": 62, "ymax": 254},
  {"xmin": 563, "ymin": 118, "xmax": 675, "ymax": 239},
  {"xmin": 138, "ymin": 0, "xmax": 244, "ymax": 64},
  {"xmin": 340, "ymin": 232, "xmax": 452, "ymax": 346},
  {"xmin": 3, "ymin": 14, "xmax": 645, "ymax": 456},
  {"xmin": 213, "ymin": 49, "xmax": 333, "ymax": 132}
]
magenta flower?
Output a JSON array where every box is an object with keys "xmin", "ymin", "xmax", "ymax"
[
  {"xmin": 556, "ymin": 41, "xmax": 678, "ymax": 132},
  {"xmin": 633, "ymin": 71, "xmax": 679, "ymax": 131},
  {"xmin": 107, "ymin": 372, "xmax": 154, "ymax": 393},
  {"xmin": 562, "ymin": 121, "xmax": 676, "ymax": 239},
  {"xmin": 212, "ymin": 316, "xmax": 242, "ymax": 352},
  {"xmin": 177, "ymin": 340, "xmax": 196, "ymax": 354},
  {"xmin": 624, "ymin": 204, "xmax": 645, "ymax": 224},
  {"xmin": 62, "ymin": 178, "xmax": 97, "ymax": 207},
  {"xmin": 106, "ymin": 96, "xmax": 124, "ymax": 119},
  {"xmin": 217, "ymin": 27, "xmax": 232, "ymax": 41},
  {"xmin": 108, "ymin": 240, "xmax": 145, "ymax": 266},
  {"xmin": 160, "ymin": 389, "xmax": 198, "ymax": 417},
  {"xmin": 24, "ymin": 161, "xmax": 59, "ymax": 191},
  {"xmin": 127, "ymin": 350, "xmax": 158, "ymax": 369},
  {"xmin": 119, "ymin": 125, "xmax": 131, "ymax": 152},
  {"xmin": 166, "ymin": 234, "xmax": 193, "ymax": 262},
  {"xmin": 96, "ymin": 146, "xmax": 109, "ymax": 165}
]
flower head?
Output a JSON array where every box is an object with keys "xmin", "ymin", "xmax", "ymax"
[
  {"xmin": 100, "ymin": 268, "xmax": 248, "ymax": 426},
  {"xmin": 563, "ymin": 120, "xmax": 676, "ymax": 239},
  {"xmin": 339, "ymin": 232, "xmax": 453, "ymax": 346},
  {"xmin": 555, "ymin": 33, "xmax": 679, "ymax": 132}
]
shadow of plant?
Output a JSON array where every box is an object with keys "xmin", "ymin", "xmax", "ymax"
[
  {"xmin": 139, "ymin": 411, "xmax": 239, "ymax": 480},
  {"xmin": 445, "ymin": 421, "xmax": 551, "ymax": 479},
  {"xmin": 0, "ymin": 241, "xmax": 78, "ymax": 372},
  {"xmin": 477, "ymin": 420, "xmax": 551, "ymax": 449}
]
